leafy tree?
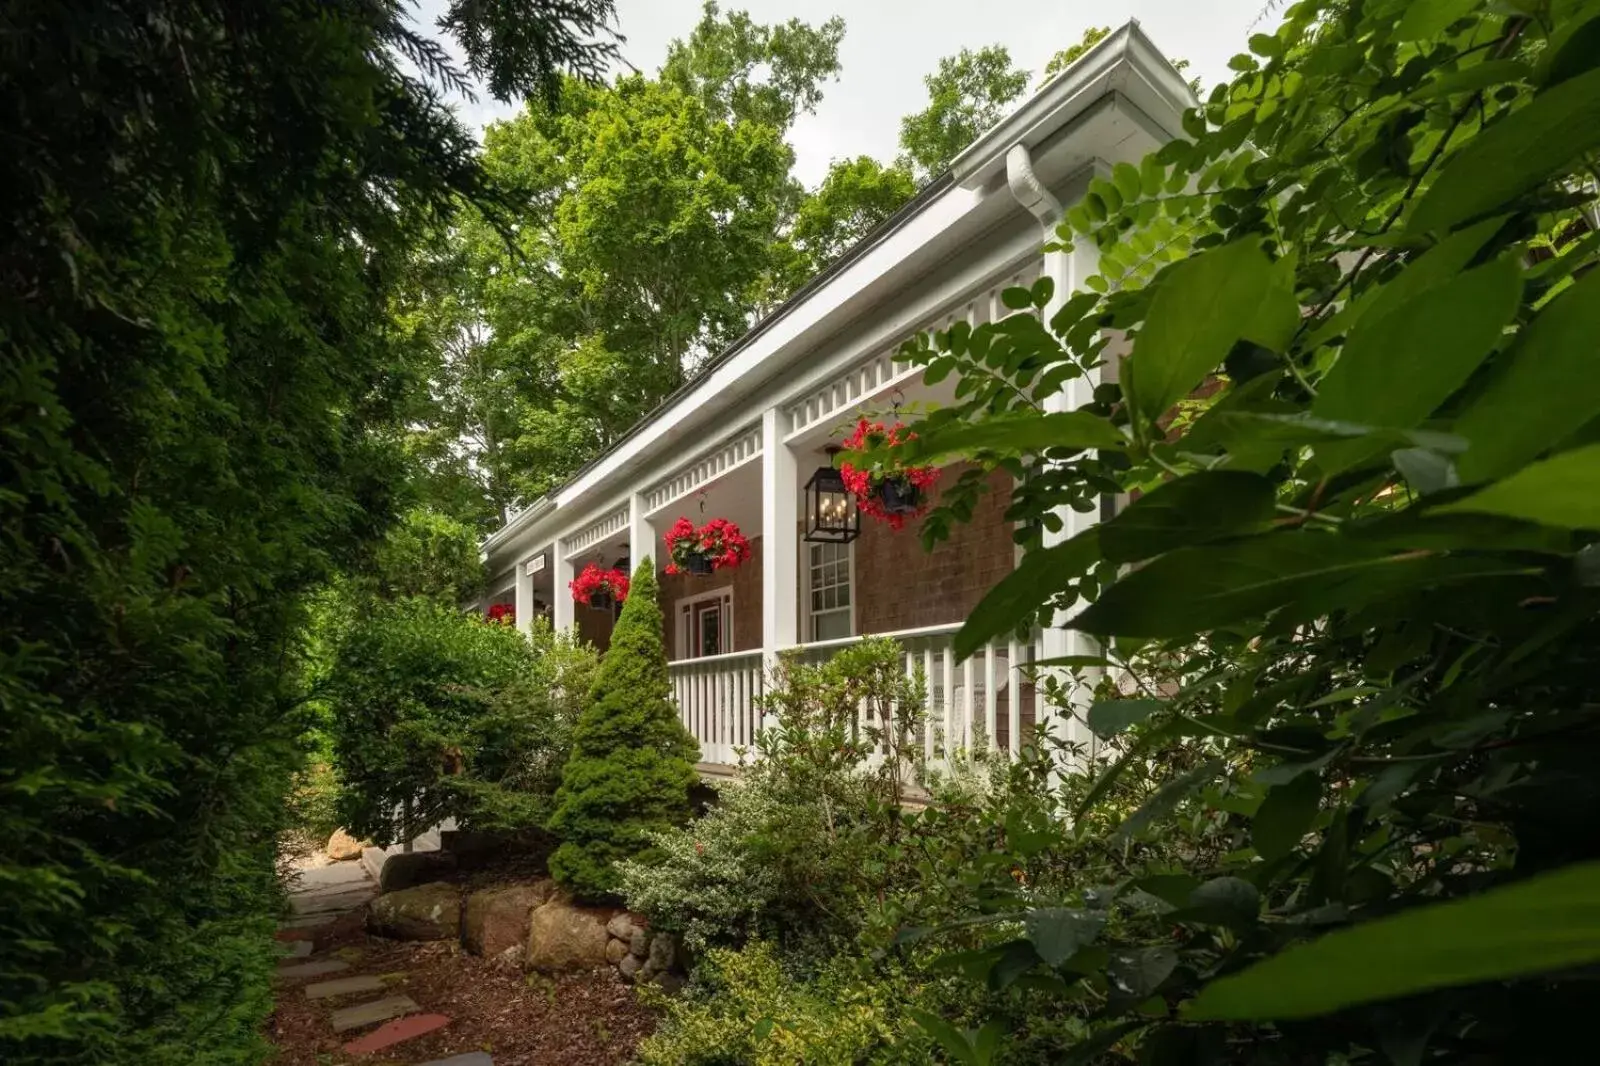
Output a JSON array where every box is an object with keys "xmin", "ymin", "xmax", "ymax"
[
  {"xmin": 1042, "ymin": 25, "xmax": 1110, "ymax": 81},
  {"xmin": 661, "ymin": 0, "xmax": 845, "ymax": 131},
  {"xmin": 549, "ymin": 560, "xmax": 700, "ymax": 899},
  {"xmin": 0, "ymin": 0, "xmax": 612, "ymax": 1059},
  {"xmin": 899, "ymin": 45, "xmax": 1030, "ymax": 181},
  {"xmin": 327, "ymin": 600, "xmax": 536, "ymax": 845},
  {"xmin": 369, "ymin": 507, "xmax": 485, "ymax": 604},
  {"xmin": 784, "ymin": 155, "xmax": 918, "ymax": 284},
  {"xmin": 886, "ymin": 0, "xmax": 1600, "ymax": 1059}
]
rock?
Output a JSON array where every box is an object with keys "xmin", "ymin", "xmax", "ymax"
[
  {"xmin": 606, "ymin": 912, "xmax": 641, "ymax": 940},
  {"xmin": 605, "ymin": 938, "xmax": 629, "ymax": 964},
  {"xmin": 648, "ymin": 931, "xmax": 677, "ymax": 972},
  {"xmin": 378, "ymin": 850, "xmax": 456, "ymax": 893},
  {"xmin": 326, "ymin": 828, "xmax": 365, "ymax": 861},
  {"xmin": 617, "ymin": 953, "xmax": 641, "ymax": 982},
  {"xmin": 367, "ymin": 883, "xmax": 460, "ymax": 941},
  {"xmin": 651, "ymin": 971, "xmax": 688, "ymax": 996},
  {"xmin": 524, "ymin": 897, "xmax": 611, "ymax": 973},
  {"xmin": 629, "ymin": 928, "xmax": 650, "ymax": 958},
  {"xmin": 463, "ymin": 882, "xmax": 556, "ymax": 958}
]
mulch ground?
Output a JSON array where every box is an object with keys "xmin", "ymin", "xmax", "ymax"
[{"xmin": 269, "ymin": 909, "xmax": 658, "ymax": 1065}]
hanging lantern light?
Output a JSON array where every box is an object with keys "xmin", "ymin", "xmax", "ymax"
[{"xmin": 804, "ymin": 446, "xmax": 860, "ymax": 543}]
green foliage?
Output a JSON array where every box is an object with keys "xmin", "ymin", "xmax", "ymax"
[
  {"xmin": 0, "ymin": 0, "xmax": 609, "ymax": 1058},
  {"xmin": 326, "ymin": 600, "xmax": 596, "ymax": 843},
  {"xmin": 619, "ymin": 638, "xmax": 925, "ymax": 953},
  {"xmin": 1041, "ymin": 26, "xmax": 1111, "ymax": 82},
  {"xmin": 549, "ymin": 561, "xmax": 700, "ymax": 900},
  {"xmin": 899, "ymin": 45, "xmax": 1030, "ymax": 180},
  {"xmin": 636, "ymin": 941, "xmax": 934, "ymax": 1066},
  {"xmin": 890, "ymin": 0, "xmax": 1600, "ymax": 1058},
  {"xmin": 370, "ymin": 507, "xmax": 486, "ymax": 603},
  {"xmin": 787, "ymin": 155, "xmax": 918, "ymax": 281}
]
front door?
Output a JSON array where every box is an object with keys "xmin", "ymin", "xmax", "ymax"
[{"xmin": 693, "ymin": 598, "xmax": 723, "ymax": 657}]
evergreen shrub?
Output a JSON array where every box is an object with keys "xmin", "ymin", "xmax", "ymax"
[{"xmin": 549, "ymin": 559, "xmax": 700, "ymax": 899}]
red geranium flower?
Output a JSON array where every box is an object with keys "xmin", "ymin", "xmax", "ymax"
[
  {"xmin": 485, "ymin": 603, "xmax": 515, "ymax": 625},
  {"xmin": 839, "ymin": 417, "xmax": 939, "ymax": 530},
  {"xmin": 663, "ymin": 515, "xmax": 752, "ymax": 574},
  {"xmin": 570, "ymin": 563, "xmax": 629, "ymax": 606}
]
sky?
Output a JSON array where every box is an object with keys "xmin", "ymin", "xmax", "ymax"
[{"xmin": 417, "ymin": 0, "xmax": 1280, "ymax": 188}]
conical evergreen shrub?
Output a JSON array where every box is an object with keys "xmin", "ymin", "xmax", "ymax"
[{"xmin": 549, "ymin": 559, "xmax": 700, "ymax": 899}]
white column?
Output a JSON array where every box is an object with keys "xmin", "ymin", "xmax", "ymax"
[
  {"xmin": 1037, "ymin": 230, "xmax": 1104, "ymax": 762},
  {"xmin": 629, "ymin": 492, "xmax": 653, "ymax": 576},
  {"xmin": 514, "ymin": 555, "xmax": 535, "ymax": 637},
  {"xmin": 761, "ymin": 406, "xmax": 798, "ymax": 681},
  {"xmin": 551, "ymin": 536, "xmax": 574, "ymax": 635}
]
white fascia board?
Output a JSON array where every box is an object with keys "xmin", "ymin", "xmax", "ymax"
[{"xmin": 950, "ymin": 19, "xmax": 1194, "ymax": 191}]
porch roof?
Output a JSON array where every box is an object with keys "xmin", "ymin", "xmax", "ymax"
[{"xmin": 481, "ymin": 19, "xmax": 1192, "ymax": 571}]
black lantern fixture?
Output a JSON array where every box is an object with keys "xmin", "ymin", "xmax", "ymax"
[{"xmin": 804, "ymin": 446, "xmax": 860, "ymax": 543}]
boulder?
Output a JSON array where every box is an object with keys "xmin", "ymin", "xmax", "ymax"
[
  {"xmin": 463, "ymin": 882, "xmax": 556, "ymax": 958},
  {"xmin": 605, "ymin": 938, "xmax": 629, "ymax": 964},
  {"xmin": 629, "ymin": 927, "xmax": 650, "ymax": 958},
  {"xmin": 378, "ymin": 850, "xmax": 456, "ymax": 893},
  {"xmin": 617, "ymin": 953, "xmax": 641, "ymax": 982},
  {"xmin": 327, "ymin": 829, "xmax": 365, "ymax": 862},
  {"xmin": 606, "ymin": 912, "xmax": 644, "ymax": 941},
  {"xmin": 647, "ymin": 931, "xmax": 677, "ymax": 972},
  {"xmin": 524, "ymin": 898, "xmax": 611, "ymax": 973},
  {"xmin": 651, "ymin": 971, "xmax": 688, "ymax": 996},
  {"xmin": 367, "ymin": 883, "xmax": 460, "ymax": 941}
]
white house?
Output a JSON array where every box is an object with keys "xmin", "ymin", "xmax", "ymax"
[{"xmin": 476, "ymin": 23, "xmax": 1193, "ymax": 770}]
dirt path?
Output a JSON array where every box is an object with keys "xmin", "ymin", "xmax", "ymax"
[{"xmin": 270, "ymin": 858, "xmax": 655, "ymax": 1065}]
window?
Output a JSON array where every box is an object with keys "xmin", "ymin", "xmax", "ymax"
[
  {"xmin": 807, "ymin": 541, "xmax": 852, "ymax": 642},
  {"xmin": 676, "ymin": 589, "xmax": 733, "ymax": 659}
]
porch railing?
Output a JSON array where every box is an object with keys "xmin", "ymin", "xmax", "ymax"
[
  {"xmin": 669, "ymin": 649, "xmax": 765, "ymax": 765},
  {"xmin": 668, "ymin": 626, "xmax": 1044, "ymax": 769},
  {"xmin": 779, "ymin": 624, "xmax": 1044, "ymax": 767}
]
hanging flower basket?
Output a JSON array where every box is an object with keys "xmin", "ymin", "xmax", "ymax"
[
  {"xmin": 485, "ymin": 603, "xmax": 515, "ymax": 626},
  {"xmin": 839, "ymin": 418, "xmax": 939, "ymax": 531},
  {"xmin": 570, "ymin": 563, "xmax": 629, "ymax": 611},
  {"xmin": 664, "ymin": 516, "xmax": 752, "ymax": 576}
]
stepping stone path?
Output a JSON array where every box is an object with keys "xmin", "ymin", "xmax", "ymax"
[{"xmin": 276, "ymin": 857, "xmax": 487, "ymax": 1063}]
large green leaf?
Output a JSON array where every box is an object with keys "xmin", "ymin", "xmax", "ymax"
[
  {"xmin": 1396, "ymin": 0, "xmax": 1478, "ymax": 40},
  {"xmin": 1073, "ymin": 530, "xmax": 1531, "ymax": 639},
  {"xmin": 1125, "ymin": 239, "xmax": 1285, "ymax": 425},
  {"xmin": 1024, "ymin": 908, "xmax": 1106, "ymax": 967},
  {"xmin": 1086, "ymin": 698, "xmax": 1164, "ymax": 739},
  {"xmin": 1440, "ymin": 444, "xmax": 1600, "ymax": 530},
  {"xmin": 1454, "ymin": 266, "xmax": 1600, "ymax": 482},
  {"xmin": 1314, "ymin": 256, "xmax": 1522, "ymax": 426},
  {"xmin": 908, "ymin": 411, "xmax": 1124, "ymax": 465},
  {"xmin": 1409, "ymin": 67, "xmax": 1600, "ymax": 235},
  {"xmin": 1072, "ymin": 533, "xmax": 1381, "ymax": 639},
  {"xmin": 1184, "ymin": 861, "xmax": 1600, "ymax": 1021},
  {"xmin": 955, "ymin": 529, "xmax": 1100, "ymax": 659},
  {"xmin": 1252, "ymin": 773, "xmax": 1322, "ymax": 860},
  {"xmin": 1098, "ymin": 471, "xmax": 1277, "ymax": 563}
]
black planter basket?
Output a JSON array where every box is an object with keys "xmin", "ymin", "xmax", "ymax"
[
  {"xmin": 588, "ymin": 591, "xmax": 614, "ymax": 612},
  {"xmin": 877, "ymin": 477, "xmax": 923, "ymax": 515},
  {"xmin": 684, "ymin": 552, "xmax": 716, "ymax": 576}
]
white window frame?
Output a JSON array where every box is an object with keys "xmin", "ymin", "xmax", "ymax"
[
  {"xmin": 674, "ymin": 586, "xmax": 735, "ymax": 660},
  {"xmin": 803, "ymin": 539, "xmax": 855, "ymax": 643}
]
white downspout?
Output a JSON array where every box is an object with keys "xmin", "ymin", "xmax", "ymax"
[{"xmin": 1004, "ymin": 143, "xmax": 1104, "ymax": 773}]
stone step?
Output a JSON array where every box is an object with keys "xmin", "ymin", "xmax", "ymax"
[
  {"xmin": 294, "ymin": 863, "xmax": 374, "ymax": 891},
  {"xmin": 278, "ymin": 913, "xmax": 338, "ymax": 932},
  {"xmin": 276, "ymin": 939, "xmax": 314, "ymax": 959},
  {"xmin": 275, "ymin": 959, "xmax": 350, "ymax": 981},
  {"xmin": 416, "ymin": 1053, "xmax": 492, "ymax": 1066},
  {"xmin": 330, "ymin": 994, "xmax": 420, "ymax": 1034},
  {"xmin": 304, "ymin": 974, "xmax": 389, "ymax": 1000},
  {"xmin": 342, "ymin": 1012, "xmax": 450, "ymax": 1056},
  {"xmin": 291, "ymin": 886, "xmax": 377, "ymax": 915}
]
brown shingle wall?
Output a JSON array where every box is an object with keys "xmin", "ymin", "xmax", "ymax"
[
  {"xmin": 855, "ymin": 463, "xmax": 1015, "ymax": 635},
  {"xmin": 660, "ymin": 536, "xmax": 764, "ymax": 661}
]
